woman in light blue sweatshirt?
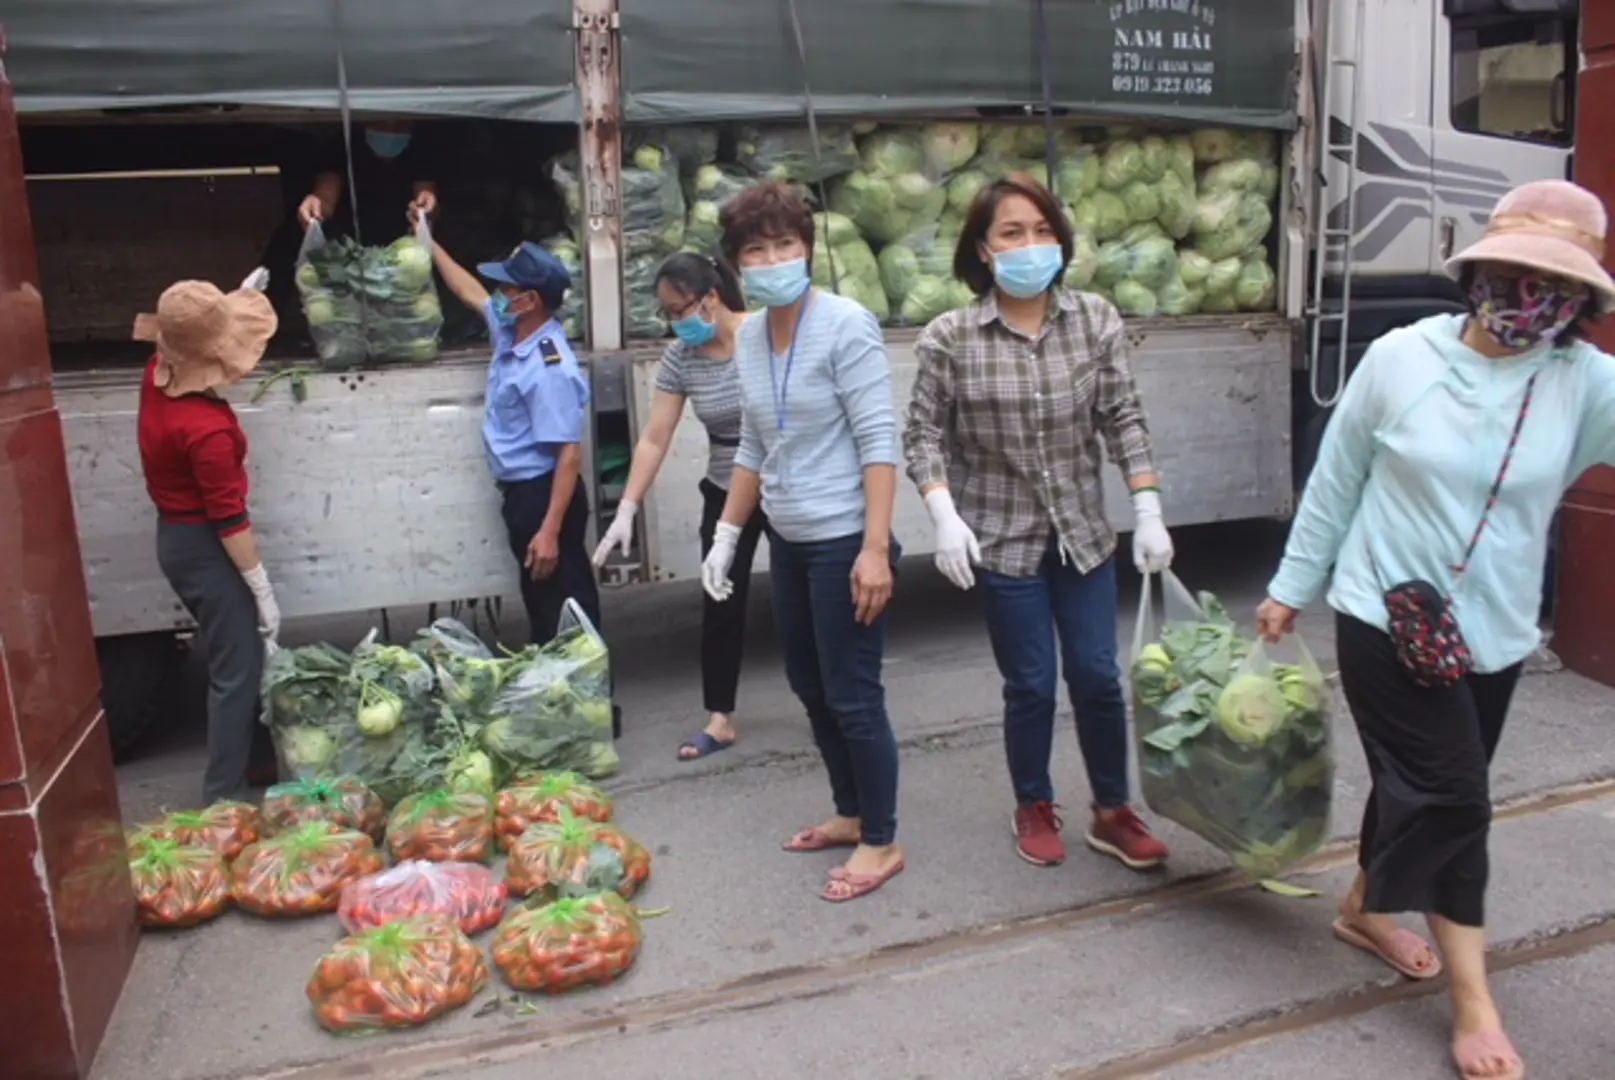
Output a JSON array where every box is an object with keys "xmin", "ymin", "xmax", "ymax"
[
  {"xmin": 1258, "ymin": 180, "xmax": 1615, "ymax": 1080},
  {"xmin": 701, "ymin": 181, "xmax": 905, "ymax": 904}
]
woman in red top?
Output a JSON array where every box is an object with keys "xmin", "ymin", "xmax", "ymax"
[{"xmin": 135, "ymin": 276, "xmax": 282, "ymax": 804}]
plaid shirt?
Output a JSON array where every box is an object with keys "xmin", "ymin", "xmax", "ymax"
[{"xmin": 903, "ymin": 287, "xmax": 1158, "ymax": 578}]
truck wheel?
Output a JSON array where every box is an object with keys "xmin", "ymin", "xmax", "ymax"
[{"xmin": 97, "ymin": 633, "xmax": 184, "ymax": 762}]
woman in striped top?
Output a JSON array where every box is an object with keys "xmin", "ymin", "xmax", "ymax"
[{"xmin": 593, "ymin": 253, "xmax": 768, "ymax": 761}]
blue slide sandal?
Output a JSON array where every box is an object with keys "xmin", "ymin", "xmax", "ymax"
[{"xmin": 678, "ymin": 732, "xmax": 734, "ymax": 762}]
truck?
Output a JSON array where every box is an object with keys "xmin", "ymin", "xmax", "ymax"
[{"xmin": 1, "ymin": 0, "xmax": 1581, "ymax": 755}]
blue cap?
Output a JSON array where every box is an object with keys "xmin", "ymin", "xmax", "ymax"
[{"xmin": 478, "ymin": 241, "xmax": 571, "ymax": 299}]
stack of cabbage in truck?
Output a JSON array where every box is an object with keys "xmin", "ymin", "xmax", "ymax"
[{"xmin": 5, "ymin": 0, "xmax": 1577, "ymax": 753}]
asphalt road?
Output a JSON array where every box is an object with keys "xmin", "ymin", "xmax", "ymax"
[{"xmin": 97, "ymin": 521, "xmax": 1615, "ymax": 1080}]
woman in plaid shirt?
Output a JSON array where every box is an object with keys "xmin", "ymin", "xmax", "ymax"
[{"xmin": 902, "ymin": 176, "xmax": 1176, "ymax": 872}]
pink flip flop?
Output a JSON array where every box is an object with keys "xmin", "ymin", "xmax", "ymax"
[
  {"xmin": 1332, "ymin": 918, "xmax": 1443, "ymax": 980},
  {"xmin": 1452, "ymin": 1029, "xmax": 1524, "ymax": 1080},
  {"xmin": 820, "ymin": 859, "xmax": 905, "ymax": 903},
  {"xmin": 782, "ymin": 827, "xmax": 858, "ymax": 853}
]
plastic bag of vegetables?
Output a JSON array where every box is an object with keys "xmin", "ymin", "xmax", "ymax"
[
  {"xmin": 495, "ymin": 771, "xmax": 615, "ymax": 852},
  {"xmin": 491, "ymin": 893, "xmax": 643, "ymax": 994},
  {"xmin": 410, "ymin": 618, "xmax": 504, "ymax": 711},
  {"xmin": 308, "ymin": 916, "xmax": 488, "ymax": 1032},
  {"xmin": 385, "ymin": 790, "xmax": 497, "ymax": 864},
  {"xmin": 262, "ymin": 776, "xmax": 388, "ymax": 842},
  {"xmin": 339, "ymin": 861, "xmax": 508, "ymax": 936},
  {"xmin": 137, "ymin": 801, "xmax": 262, "ymax": 861},
  {"xmin": 506, "ymin": 808, "xmax": 651, "ymax": 901},
  {"xmin": 735, "ymin": 124, "xmax": 860, "ymax": 184},
  {"xmin": 231, "ymin": 822, "xmax": 384, "ymax": 918},
  {"xmin": 477, "ymin": 601, "xmax": 619, "ymax": 780},
  {"xmin": 294, "ymin": 218, "xmax": 444, "ymax": 368},
  {"xmin": 130, "ymin": 838, "xmax": 233, "ymax": 928},
  {"xmin": 1129, "ymin": 571, "xmax": 1333, "ymax": 879}
]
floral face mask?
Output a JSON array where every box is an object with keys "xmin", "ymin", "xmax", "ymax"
[{"xmin": 1468, "ymin": 265, "xmax": 1592, "ymax": 350}]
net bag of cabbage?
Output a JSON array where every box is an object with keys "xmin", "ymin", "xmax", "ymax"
[
  {"xmin": 491, "ymin": 893, "xmax": 643, "ymax": 995},
  {"xmin": 130, "ymin": 838, "xmax": 234, "ymax": 928},
  {"xmin": 1129, "ymin": 570, "xmax": 1333, "ymax": 880},
  {"xmin": 294, "ymin": 217, "xmax": 444, "ymax": 368},
  {"xmin": 308, "ymin": 916, "xmax": 488, "ymax": 1032},
  {"xmin": 339, "ymin": 860, "xmax": 508, "ymax": 936},
  {"xmin": 260, "ymin": 635, "xmax": 435, "ymax": 803},
  {"xmin": 385, "ymin": 789, "xmax": 497, "ymax": 864}
]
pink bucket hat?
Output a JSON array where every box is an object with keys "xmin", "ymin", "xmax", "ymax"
[
  {"xmin": 1447, "ymin": 179, "xmax": 1615, "ymax": 312},
  {"xmin": 133, "ymin": 280, "xmax": 278, "ymax": 395}
]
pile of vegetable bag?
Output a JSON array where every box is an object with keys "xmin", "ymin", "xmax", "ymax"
[
  {"xmin": 230, "ymin": 822, "xmax": 385, "ymax": 918},
  {"xmin": 295, "ymin": 218, "xmax": 444, "ymax": 367},
  {"xmin": 495, "ymin": 771, "xmax": 615, "ymax": 852},
  {"xmin": 505, "ymin": 808, "xmax": 651, "ymax": 901},
  {"xmin": 262, "ymin": 776, "xmax": 388, "ymax": 842},
  {"xmin": 129, "ymin": 838, "xmax": 234, "ymax": 928},
  {"xmin": 591, "ymin": 119, "xmax": 1283, "ymax": 338},
  {"xmin": 385, "ymin": 790, "xmax": 497, "ymax": 864},
  {"xmin": 339, "ymin": 861, "xmax": 509, "ymax": 936},
  {"xmin": 135, "ymin": 801, "xmax": 262, "ymax": 861},
  {"xmin": 308, "ymin": 916, "xmax": 488, "ymax": 1032},
  {"xmin": 1129, "ymin": 571, "xmax": 1333, "ymax": 879}
]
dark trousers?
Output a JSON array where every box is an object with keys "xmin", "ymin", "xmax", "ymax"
[
  {"xmin": 499, "ymin": 473, "xmax": 601, "ymax": 648},
  {"xmin": 697, "ymin": 478, "xmax": 768, "ymax": 715},
  {"xmin": 1337, "ymin": 613, "xmax": 1523, "ymax": 927},
  {"xmin": 157, "ymin": 521, "xmax": 265, "ymax": 805},
  {"xmin": 770, "ymin": 532, "xmax": 901, "ymax": 847},
  {"xmin": 977, "ymin": 540, "xmax": 1131, "ymax": 810}
]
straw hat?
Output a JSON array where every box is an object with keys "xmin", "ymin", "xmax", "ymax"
[
  {"xmin": 1446, "ymin": 179, "xmax": 1615, "ymax": 312},
  {"xmin": 133, "ymin": 281, "xmax": 278, "ymax": 395}
]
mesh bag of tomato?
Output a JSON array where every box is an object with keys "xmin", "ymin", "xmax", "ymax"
[
  {"xmin": 491, "ymin": 893, "xmax": 643, "ymax": 994},
  {"xmin": 495, "ymin": 771, "xmax": 614, "ymax": 853},
  {"xmin": 385, "ymin": 790, "xmax": 496, "ymax": 864},
  {"xmin": 137, "ymin": 801, "xmax": 263, "ymax": 861},
  {"xmin": 505, "ymin": 808, "xmax": 651, "ymax": 901},
  {"xmin": 262, "ymin": 776, "xmax": 387, "ymax": 842},
  {"xmin": 339, "ymin": 861, "xmax": 509, "ymax": 936},
  {"xmin": 231, "ymin": 822, "xmax": 384, "ymax": 918},
  {"xmin": 130, "ymin": 837, "xmax": 234, "ymax": 928},
  {"xmin": 308, "ymin": 915, "xmax": 488, "ymax": 1032}
]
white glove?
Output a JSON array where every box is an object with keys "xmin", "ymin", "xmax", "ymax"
[
  {"xmin": 924, "ymin": 488, "xmax": 980, "ymax": 591},
  {"xmin": 242, "ymin": 564, "xmax": 282, "ymax": 642},
  {"xmin": 239, "ymin": 267, "xmax": 270, "ymax": 292},
  {"xmin": 1130, "ymin": 489, "xmax": 1174, "ymax": 573},
  {"xmin": 591, "ymin": 499, "xmax": 638, "ymax": 567},
  {"xmin": 701, "ymin": 521, "xmax": 742, "ymax": 602}
]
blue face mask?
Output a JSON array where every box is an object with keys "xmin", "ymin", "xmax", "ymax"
[
  {"xmin": 490, "ymin": 292, "xmax": 519, "ymax": 327},
  {"xmin": 365, "ymin": 130, "xmax": 412, "ymax": 160},
  {"xmin": 671, "ymin": 307, "xmax": 719, "ymax": 347},
  {"xmin": 991, "ymin": 244, "xmax": 1064, "ymax": 300},
  {"xmin": 741, "ymin": 259, "xmax": 811, "ymax": 309}
]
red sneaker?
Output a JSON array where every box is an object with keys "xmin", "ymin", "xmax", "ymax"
[
  {"xmin": 1013, "ymin": 802, "xmax": 1066, "ymax": 866},
  {"xmin": 1085, "ymin": 806, "xmax": 1168, "ymax": 870}
]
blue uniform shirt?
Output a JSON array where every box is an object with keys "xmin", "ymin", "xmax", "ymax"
[{"xmin": 481, "ymin": 302, "xmax": 590, "ymax": 483}]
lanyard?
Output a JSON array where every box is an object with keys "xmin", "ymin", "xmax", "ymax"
[{"xmin": 766, "ymin": 293, "xmax": 814, "ymax": 433}]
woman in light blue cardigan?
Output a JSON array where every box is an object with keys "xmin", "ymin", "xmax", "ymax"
[{"xmin": 1257, "ymin": 180, "xmax": 1615, "ymax": 1080}]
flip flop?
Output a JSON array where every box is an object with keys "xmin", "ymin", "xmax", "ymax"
[
  {"xmin": 821, "ymin": 859, "xmax": 905, "ymax": 903},
  {"xmin": 782, "ymin": 826, "xmax": 859, "ymax": 853},
  {"xmin": 676, "ymin": 732, "xmax": 734, "ymax": 762},
  {"xmin": 1452, "ymin": 1029, "xmax": 1524, "ymax": 1080},
  {"xmin": 1332, "ymin": 918, "xmax": 1443, "ymax": 980}
]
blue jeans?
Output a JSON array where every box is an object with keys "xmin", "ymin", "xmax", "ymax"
[
  {"xmin": 770, "ymin": 532, "xmax": 901, "ymax": 846},
  {"xmin": 978, "ymin": 540, "xmax": 1130, "ymax": 810}
]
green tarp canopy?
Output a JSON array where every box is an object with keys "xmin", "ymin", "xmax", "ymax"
[
  {"xmin": 622, "ymin": 0, "xmax": 1298, "ymax": 130},
  {"xmin": 4, "ymin": 1, "xmax": 578, "ymax": 121}
]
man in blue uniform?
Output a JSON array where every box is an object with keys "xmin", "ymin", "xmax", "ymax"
[{"xmin": 429, "ymin": 238, "xmax": 603, "ymax": 650}]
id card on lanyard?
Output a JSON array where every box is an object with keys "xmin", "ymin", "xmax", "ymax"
[{"xmin": 766, "ymin": 293, "xmax": 814, "ymax": 492}]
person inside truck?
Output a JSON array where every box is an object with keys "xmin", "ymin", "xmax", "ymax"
[
  {"xmin": 701, "ymin": 181, "xmax": 905, "ymax": 903},
  {"xmin": 1257, "ymin": 179, "xmax": 1615, "ymax": 1080},
  {"xmin": 295, "ymin": 119, "xmax": 438, "ymax": 242},
  {"xmin": 426, "ymin": 236, "xmax": 604, "ymax": 651},
  {"xmin": 902, "ymin": 175, "xmax": 1175, "ymax": 875},
  {"xmin": 592, "ymin": 252, "xmax": 768, "ymax": 762},
  {"xmin": 133, "ymin": 272, "xmax": 284, "ymax": 806}
]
